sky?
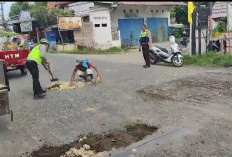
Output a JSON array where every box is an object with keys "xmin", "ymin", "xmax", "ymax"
[{"xmin": 3, "ymin": 2, "xmax": 15, "ymax": 20}]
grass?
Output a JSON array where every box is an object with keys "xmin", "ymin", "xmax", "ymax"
[
  {"xmin": 184, "ymin": 52, "xmax": 232, "ymax": 67},
  {"xmin": 48, "ymin": 47, "xmax": 125, "ymax": 55}
]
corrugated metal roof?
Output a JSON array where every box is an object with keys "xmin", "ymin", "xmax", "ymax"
[{"xmin": 119, "ymin": 1, "xmax": 186, "ymax": 6}]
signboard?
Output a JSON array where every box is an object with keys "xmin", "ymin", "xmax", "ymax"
[
  {"xmin": 19, "ymin": 11, "xmax": 31, "ymax": 22},
  {"xmin": 212, "ymin": 2, "xmax": 227, "ymax": 18},
  {"xmin": 20, "ymin": 21, "xmax": 32, "ymax": 32},
  {"xmin": 197, "ymin": 7, "xmax": 210, "ymax": 28},
  {"xmin": 58, "ymin": 17, "xmax": 82, "ymax": 30}
]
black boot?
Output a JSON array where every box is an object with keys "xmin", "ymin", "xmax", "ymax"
[
  {"xmin": 143, "ymin": 65, "xmax": 150, "ymax": 68},
  {"xmin": 34, "ymin": 93, "xmax": 46, "ymax": 100}
]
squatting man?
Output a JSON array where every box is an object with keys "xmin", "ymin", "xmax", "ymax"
[{"xmin": 69, "ymin": 59, "xmax": 101, "ymax": 87}]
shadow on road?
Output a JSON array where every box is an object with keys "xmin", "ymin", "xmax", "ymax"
[
  {"xmin": 0, "ymin": 116, "xmax": 10, "ymax": 132},
  {"xmin": 7, "ymin": 71, "xmax": 28, "ymax": 80}
]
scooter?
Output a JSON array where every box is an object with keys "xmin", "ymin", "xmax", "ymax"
[
  {"xmin": 180, "ymin": 37, "xmax": 188, "ymax": 47},
  {"xmin": 211, "ymin": 40, "xmax": 220, "ymax": 52},
  {"xmin": 150, "ymin": 36, "xmax": 184, "ymax": 67}
]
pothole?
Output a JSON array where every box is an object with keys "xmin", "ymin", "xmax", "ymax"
[
  {"xmin": 46, "ymin": 80, "xmax": 101, "ymax": 91},
  {"xmin": 136, "ymin": 73, "xmax": 232, "ymax": 105},
  {"xmin": 28, "ymin": 123, "xmax": 158, "ymax": 157}
]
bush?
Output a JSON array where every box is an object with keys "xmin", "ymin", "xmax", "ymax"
[{"xmin": 183, "ymin": 52, "xmax": 232, "ymax": 67}]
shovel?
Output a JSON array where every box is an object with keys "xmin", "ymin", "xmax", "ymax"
[{"xmin": 42, "ymin": 63, "xmax": 59, "ymax": 82}]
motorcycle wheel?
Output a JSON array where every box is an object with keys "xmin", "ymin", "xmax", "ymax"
[
  {"xmin": 150, "ymin": 53, "xmax": 157, "ymax": 65},
  {"xmin": 172, "ymin": 56, "xmax": 184, "ymax": 67}
]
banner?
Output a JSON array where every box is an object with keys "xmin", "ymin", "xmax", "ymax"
[
  {"xmin": 20, "ymin": 21, "xmax": 32, "ymax": 32},
  {"xmin": 188, "ymin": 2, "xmax": 195, "ymax": 24},
  {"xmin": 58, "ymin": 17, "xmax": 82, "ymax": 30}
]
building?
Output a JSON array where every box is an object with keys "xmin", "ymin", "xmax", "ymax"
[
  {"xmin": 6, "ymin": 11, "xmax": 44, "ymax": 41},
  {"xmin": 49, "ymin": 1, "xmax": 185, "ymax": 50}
]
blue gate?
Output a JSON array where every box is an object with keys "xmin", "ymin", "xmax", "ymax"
[
  {"xmin": 118, "ymin": 18, "xmax": 144, "ymax": 46},
  {"xmin": 147, "ymin": 18, "xmax": 168, "ymax": 43}
]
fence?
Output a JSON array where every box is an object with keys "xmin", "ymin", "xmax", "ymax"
[{"xmin": 219, "ymin": 37, "xmax": 232, "ymax": 55}]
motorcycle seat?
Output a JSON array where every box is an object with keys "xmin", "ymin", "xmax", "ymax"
[{"xmin": 155, "ymin": 46, "xmax": 169, "ymax": 53}]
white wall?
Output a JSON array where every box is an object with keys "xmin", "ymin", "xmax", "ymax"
[
  {"xmin": 90, "ymin": 9, "xmax": 113, "ymax": 49},
  {"xmin": 110, "ymin": 4, "xmax": 173, "ymax": 30}
]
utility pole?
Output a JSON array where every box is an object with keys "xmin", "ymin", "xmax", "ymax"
[
  {"xmin": 191, "ymin": 10, "xmax": 196, "ymax": 55},
  {"xmin": 208, "ymin": 2, "xmax": 213, "ymax": 51},
  {"xmin": 0, "ymin": 1, "xmax": 4, "ymax": 24},
  {"xmin": 227, "ymin": 2, "xmax": 231, "ymax": 54}
]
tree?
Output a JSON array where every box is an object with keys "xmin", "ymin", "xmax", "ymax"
[
  {"xmin": 171, "ymin": 2, "xmax": 215, "ymax": 27},
  {"xmin": 9, "ymin": 2, "xmax": 31, "ymax": 17},
  {"xmin": 172, "ymin": 5, "xmax": 188, "ymax": 26},
  {"xmin": 30, "ymin": 2, "xmax": 72, "ymax": 29}
]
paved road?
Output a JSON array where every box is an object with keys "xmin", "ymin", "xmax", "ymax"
[{"xmin": 0, "ymin": 49, "xmax": 231, "ymax": 157}]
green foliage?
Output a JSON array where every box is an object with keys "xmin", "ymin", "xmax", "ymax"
[
  {"xmin": 48, "ymin": 47, "xmax": 123, "ymax": 54},
  {"xmin": 183, "ymin": 52, "xmax": 232, "ymax": 67},
  {"xmin": 217, "ymin": 21, "xmax": 227, "ymax": 33},
  {"xmin": 30, "ymin": 2, "xmax": 72, "ymax": 28},
  {"xmin": 9, "ymin": 2, "xmax": 72, "ymax": 29},
  {"xmin": 0, "ymin": 30, "xmax": 19, "ymax": 37},
  {"xmin": 172, "ymin": 28, "xmax": 183, "ymax": 40},
  {"xmin": 171, "ymin": 2, "xmax": 215, "ymax": 27},
  {"xmin": 9, "ymin": 2, "xmax": 31, "ymax": 17},
  {"xmin": 172, "ymin": 6, "xmax": 188, "ymax": 26}
]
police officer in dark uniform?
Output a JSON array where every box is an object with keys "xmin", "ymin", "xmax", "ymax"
[{"xmin": 139, "ymin": 25, "xmax": 151, "ymax": 68}]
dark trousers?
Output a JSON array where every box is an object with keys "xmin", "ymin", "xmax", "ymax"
[
  {"xmin": 142, "ymin": 44, "xmax": 150, "ymax": 66},
  {"xmin": 26, "ymin": 60, "xmax": 43, "ymax": 96}
]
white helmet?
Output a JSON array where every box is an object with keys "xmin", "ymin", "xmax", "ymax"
[{"xmin": 40, "ymin": 38, "xmax": 49, "ymax": 44}]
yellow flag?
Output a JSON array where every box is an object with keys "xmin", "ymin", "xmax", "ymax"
[{"xmin": 188, "ymin": 2, "xmax": 195, "ymax": 24}]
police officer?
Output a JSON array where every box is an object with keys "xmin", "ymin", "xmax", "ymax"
[
  {"xmin": 139, "ymin": 25, "xmax": 152, "ymax": 68},
  {"xmin": 26, "ymin": 38, "xmax": 50, "ymax": 99}
]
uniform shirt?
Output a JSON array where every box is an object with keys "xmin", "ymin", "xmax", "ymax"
[
  {"xmin": 140, "ymin": 29, "xmax": 152, "ymax": 46},
  {"xmin": 74, "ymin": 62, "xmax": 94, "ymax": 73},
  {"xmin": 27, "ymin": 44, "xmax": 47, "ymax": 63},
  {"xmin": 39, "ymin": 44, "xmax": 47, "ymax": 61},
  {"xmin": 147, "ymin": 31, "xmax": 153, "ymax": 50},
  {"xmin": 40, "ymin": 44, "xmax": 46, "ymax": 57}
]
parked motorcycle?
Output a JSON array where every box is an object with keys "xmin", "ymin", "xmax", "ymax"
[
  {"xmin": 180, "ymin": 37, "xmax": 188, "ymax": 47},
  {"xmin": 211, "ymin": 40, "xmax": 220, "ymax": 52},
  {"xmin": 150, "ymin": 36, "xmax": 184, "ymax": 67}
]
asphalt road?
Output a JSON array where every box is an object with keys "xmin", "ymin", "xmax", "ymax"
[{"xmin": 0, "ymin": 49, "xmax": 232, "ymax": 157}]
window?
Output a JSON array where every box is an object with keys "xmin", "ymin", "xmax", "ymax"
[
  {"xmin": 102, "ymin": 23, "xmax": 107, "ymax": 27},
  {"xmin": 95, "ymin": 24, "xmax": 100, "ymax": 27},
  {"xmin": 156, "ymin": 10, "xmax": 159, "ymax": 13}
]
